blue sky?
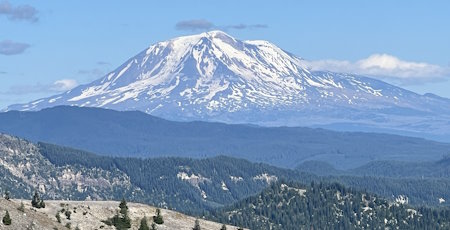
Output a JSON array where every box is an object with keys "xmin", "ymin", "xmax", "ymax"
[{"xmin": 1, "ymin": 0, "xmax": 450, "ymax": 108}]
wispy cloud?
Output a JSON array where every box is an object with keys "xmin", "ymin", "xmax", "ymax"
[
  {"xmin": 225, "ymin": 24, "xmax": 268, "ymax": 30},
  {"xmin": 304, "ymin": 54, "xmax": 450, "ymax": 85},
  {"xmin": 175, "ymin": 19, "xmax": 214, "ymax": 31},
  {"xmin": 0, "ymin": 0, "xmax": 38, "ymax": 22},
  {"xmin": 175, "ymin": 19, "xmax": 268, "ymax": 31},
  {"xmin": 96, "ymin": 61, "xmax": 110, "ymax": 65},
  {"xmin": 0, "ymin": 40, "xmax": 30, "ymax": 55},
  {"xmin": 6, "ymin": 79, "xmax": 78, "ymax": 95}
]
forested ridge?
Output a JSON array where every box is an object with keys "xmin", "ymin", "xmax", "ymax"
[
  {"xmin": 210, "ymin": 182, "xmax": 450, "ymax": 230},
  {"xmin": 39, "ymin": 142, "xmax": 449, "ymax": 212},
  {"xmin": 0, "ymin": 135, "xmax": 448, "ymax": 229}
]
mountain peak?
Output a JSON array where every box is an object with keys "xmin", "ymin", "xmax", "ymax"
[
  {"xmin": 5, "ymin": 32, "xmax": 450, "ymax": 140},
  {"xmin": 164, "ymin": 30, "xmax": 236, "ymax": 48},
  {"xmin": 202, "ymin": 30, "xmax": 231, "ymax": 37}
]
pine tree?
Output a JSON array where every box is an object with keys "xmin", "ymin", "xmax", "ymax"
[
  {"xmin": 220, "ymin": 224, "xmax": 227, "ymax": 230},
  {"xmin": 65, "ymin": 210, "xmax": 72, "ymax": 220},
  {"xmin": 138, "ymin": 217, "xmax": 150, "ymax": 230},
  {"xmin": 4, "ymin": 190, "xmax": 10, "ymax": 200},
  {"xmin": 153, "ymin": 208, "xmax": 164, "ymax": 224},
  {"xmin": 17, "ymin": 202, "xmax": 25, "ymax": 212},
  {"xmin": 39, "ymin": 200, "xmax": 46, "ymax": 208},
  {"xmin": 2, "ymin": 211, "xmax": 11, "ymax": 225},
  {"xmin": 119, "ymin": 198, "xmax": 128, "ymax": 217},
  {"xmin": 111, "ymin": 198, "xmax": 131, "ymax": 229},
  {"xmin": 56, "ymin": 212, "xmax": 61, "ymax": 223},
  {"xmin": 31, "ymin": 191, "xmax": 40, "ymax": 208},
  {"xmin": 31, "ymin": 191, "xmax": 45, "ymax": 208},
  {"xmin": 193, "ymin": 219, "xmax": 201, "ymax": 230}
]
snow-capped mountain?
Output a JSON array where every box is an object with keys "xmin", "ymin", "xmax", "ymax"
[{"xmin": 5, "ymin": 31, "xmax": 450, "ymax": 139}]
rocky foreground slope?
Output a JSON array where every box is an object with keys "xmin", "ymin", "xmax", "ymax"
[{"xmin": 0, "ymin": 198, "xmax": 239, "ymax": 229}]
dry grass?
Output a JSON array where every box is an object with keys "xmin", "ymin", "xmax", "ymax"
[{"xmin": 0, "ymin": 198, "xmax": 243, "ymax": 230}]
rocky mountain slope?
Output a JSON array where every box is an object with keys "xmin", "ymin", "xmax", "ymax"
[
  {"xmin": 0, "ymin": 198, "xmax": 239, "ymax": 230},
  {"xmin": 0, "ymin": 134, "xmax": 143, "ymax": 201},
  {"xmin": 5, "ymin": 31, "xmax": 450, "ymax": 141}
]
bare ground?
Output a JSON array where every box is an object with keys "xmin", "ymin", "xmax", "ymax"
[{"xmin": 0, "ymin": 198, "xmax": 243, "ymax": 230}]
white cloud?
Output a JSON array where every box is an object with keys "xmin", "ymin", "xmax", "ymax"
[
  {"xmin": 304, "ymin": 54, "xmax": 449, "ymax": 84},
  {"xmin": 50, "ymin": 79, "xmax": 78, "ymax": 91},
  {"xmin": 175, "ymin": 19, "xmax": 268, "ymax": 31}
]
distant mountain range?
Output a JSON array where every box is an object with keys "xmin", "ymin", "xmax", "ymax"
[
  {"xmin": 4, "ymin": 31, "xmax": 450, "ymax": 141},
  {"xmin": 297, "ymin": 156, "xmax": 450, "ymax": 178},
  {"xmin": 1, "ymin": 106, "xmax": 449, "ymax": 169}
]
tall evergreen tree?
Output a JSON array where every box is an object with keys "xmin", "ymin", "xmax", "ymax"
[
  {"xmin": 108, "ymin": 198, "xmax": 131, "ymax": 229},
  {"xmin": 119, "ymin": 198, "xmax": 128, "ymax": 217},
  {"xmin": 31, "ymin": 191, "xmax": 41, "ymax": 208},
  {"xmin": 31, "ymin": 191, "xmax": 45, "ymax": 208}
]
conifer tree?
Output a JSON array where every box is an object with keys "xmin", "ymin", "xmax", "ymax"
[
  {"xmin": 31, "ymin": 191, "xmax": 45, "ymax": 208},
  {"xmin": 112, "ymin": 198, "xmax": 131, "ymax": 229},
  {"xmin": 220, "ymin": 224, "xmax": 227, "ymax": 230},
  {"xmin": 56, "ymin": 212, "xmax": 61, "ymax": 223},
  {"xmin": 2, "ymin": 211, "xmax": 11, "ymax": 225},
  {"xmin": 153, "ymin": 208, "xmax": 164, "ymax": 224},
  {"xmin": 119, "ymin": 198, "xmax": 128, "ymax": 217},
  {"xmin": 17, "ymin": 202, "xmax": 25, "ymax": 212},
  {"xmin": 138, "ymin": 217, "xmax": 150, "ymax": 230},
  {"xmin": 31, "ymin": 191, "xmax": 41, "ymax": 208},
  {"xmin": 193, "ymin": 219, "xmax": 201, "ymax": 230}
]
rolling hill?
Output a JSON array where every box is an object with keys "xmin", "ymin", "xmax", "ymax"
[{"xmin": 1, "ymin": 106, "xmax": 449, "ymax": 169}]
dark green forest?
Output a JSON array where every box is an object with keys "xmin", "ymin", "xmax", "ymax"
[
  {"xmin": 1, "ymin": 106, "xmax": 449, "ymax": 169},
  {"xmin": 209, "ymin": 182, "xmax": 450, "ymax": 230},
  {"xmin": 39, "ymin": 142, "xmax": 449, "ymax": 213}
]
